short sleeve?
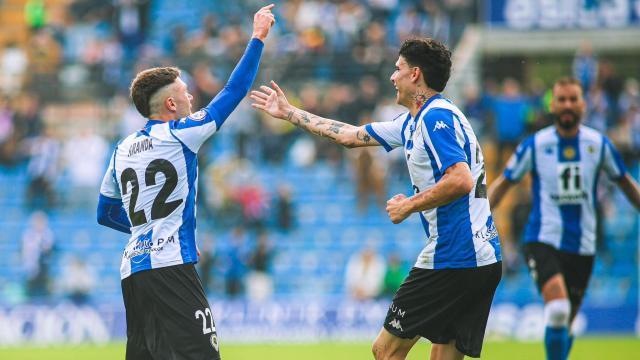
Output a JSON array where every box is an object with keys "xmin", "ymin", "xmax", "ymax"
[
  {"xmin": 421, "ymin": 108, "xmax": 467, "ymax": 174},
  {"xmin": 99, "ymin": 148, "xmax": 121, "ymax": 199},
  {"xmin": 601, "ymin": 136, "xmax": 626, "ymax": 180},
  {"xmin": 365, "ymin": 113, "xmax": 408, "ymax": 152},
  {"xmin": 504, "ymin": 136, "xmax": 534, "ymax": 182},
  {"xmin": 169, "ymin": 108, "xmax": 220, "ymax": 152}
]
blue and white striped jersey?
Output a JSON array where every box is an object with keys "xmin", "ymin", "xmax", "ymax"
[
  {"xmin": 98, "ymin": 38, "xmax": 263, "ymax": 279},
  {"xmin": 504, "ymin": 125, "xmax": 626, "ymax": 255},
  {"xmin": 100, "ymin": 112, "xmax": 219, "ymax": 279},
  {"xmin": 365, "ymin": 94, "xmax": 502, "ymax": 269}
]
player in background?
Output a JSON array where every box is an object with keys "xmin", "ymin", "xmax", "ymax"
[
  {"xmin": 96, "ymin": 5, "xmax": 275, "ymax": 359},
  {"xmin": 251, "ymin": 38, "xmax": 502, "ymax": 360},
  {"xmin": 489, "ymin": 77, "xmax": 640, "ymax": 360}
]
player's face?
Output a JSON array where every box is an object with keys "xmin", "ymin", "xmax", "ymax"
[
  {"xmin": 172, "ymin": 77, "xmax": 194, "ymax": 118},
  {"xmin": 390, "ymin": 56, "xmax": 414, "ymax": 106},
  {"xmin": 551, "ymin": 84, "xmax": 585, "ymax": 131}
]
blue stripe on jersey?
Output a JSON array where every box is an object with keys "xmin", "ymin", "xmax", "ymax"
[
  {"xmin": 167, "ymin": 127, "xmax": 198, "ymax": 264},
  {"xmin": 604, "ymin": 137, "xmax": 626, "ymax": 179},
  {"xmin": 422, "ymin": 138, "xmax": 475, "ymax": 268},
  {"xmin": 593, "ymin": 137, "xmax": 606, "ymax": 209},
  {"xmin": 365, "ymin": 124, "xmax": 393, "ymax": 152},
  {"xmin": 419, "ymin": 212, "xmax": 430, "ymax": 238},
  {"xmin": 400, "ymin": 113, "xmax": 411, "ymax": 146},
  {"xmin": 178, "ymin": 142, "xmax": 198, "ymax": 263},
  {"xmin": 525, "ymin": 136, "xmax": 541, "ymax": 242},
  {"xmin": 504, "ymin": 135, "xmax": 533, "ymax": 181},
  {"xmin": 558, "ymin": 135, "xmax": 582, "ymax": 252},
  {"xmin": 433, "ymin": 195, "xmax": 476, "ymax": 269},
  {"xmin": 130, "ymin": 229, "xmax": 153, "ymax": 272}
]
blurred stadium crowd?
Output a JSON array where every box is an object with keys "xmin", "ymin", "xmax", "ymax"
[{"xmin": 0, "ymin": 0, "xmax": 638, "ymax": 319}]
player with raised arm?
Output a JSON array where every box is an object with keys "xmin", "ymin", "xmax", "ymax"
[
  {"xmin": 251, "ymin": 38, "xmax": 502, "ymax": 360},
  {"xmin": 96, "ymin": 5, "xmax": 275, "ymax": 359},
  {"xmin": 488, "ymin": 77, "xmax": 640, "ymax": 360}
]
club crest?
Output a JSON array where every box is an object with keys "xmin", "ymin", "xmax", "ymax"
[{"xmin": 189, "ymin": 110, "xmax": 207, "ymax": 121}]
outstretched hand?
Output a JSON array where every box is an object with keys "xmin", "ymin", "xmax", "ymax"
[
  {"xmin": 250, "ymin": 81, "xmax": 293, "ymax": 120},
  {"xmin": 252, "ymin": 4, "xmax": 276, "ymax": 41}
]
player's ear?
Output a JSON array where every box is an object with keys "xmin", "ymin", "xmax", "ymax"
[
  {"xmin": 165, "ymin": 97, "xmax": 177, "ymax": 112},
  {"xmin": 411, "ymin": 66, "xmax": 421, "ymax": 84}
]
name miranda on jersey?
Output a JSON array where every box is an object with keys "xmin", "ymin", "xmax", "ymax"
[{"xmin": 128, "ymin": 138, "xmax": 153, "ymax": 157}]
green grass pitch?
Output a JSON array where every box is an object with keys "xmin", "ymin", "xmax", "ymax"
[{"xmin": 1, "ymin": 337, "xmax": 638, "ymax": 359}]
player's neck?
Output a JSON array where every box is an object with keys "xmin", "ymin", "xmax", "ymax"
[
  {"xmin": 555, "ymin": 124, "xmax": 579, "ymax": 138},
  {"xmin": 408, "ymin": 87, "xmax": 437, "ymax": 118},
  {"xmin": 148, "ymin": 113, "xmax": 175, "ymax": 122}
]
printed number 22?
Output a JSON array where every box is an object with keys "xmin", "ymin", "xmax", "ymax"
[
  {"xmin": 195, "ymin": 308, "xmax": 216, "ymax": 335},
  {"xmin": 120, "ymin": 159, "xmax": 183, "ymax": 226},
  {"xmin": 474, "ymin": 143, "xmax": 487, "ymax": 198}
]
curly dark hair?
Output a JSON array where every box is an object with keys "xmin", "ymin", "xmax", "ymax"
[
  {"xmin": 130, "ymin": 67, "xmax": 181, "ymax": 117},
  {"xmin": 398, "ymin": 38, "xmax": 451, "ymax": 92}
]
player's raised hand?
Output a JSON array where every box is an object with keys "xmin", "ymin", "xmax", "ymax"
[
  {"xmin": 252, "ymin": 4, "xmax": 276, "ymax": 41},
  {"xmin": 386, "ymin": 194, "xmax": 410, "ymax": 224},
  {"xmin": 250, "ymin": 80, "xmax": 293, "ymax": 120}
]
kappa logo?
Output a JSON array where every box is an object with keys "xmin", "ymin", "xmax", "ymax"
[
  {"xmin": 433, "ymin": 121, "xmax": 449, "ymax": 131},
  {"xmin": 388, "ymin": 318, "xmax": 404, "ymax": 332}
]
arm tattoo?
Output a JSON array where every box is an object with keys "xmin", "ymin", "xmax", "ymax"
[
  {"xmin": 329, "ymin": 123, "xmax": 345, "ymax": 134},
  {"xmin": 286, "ymin": 110, "xmax": 294, "ymax": 122},
  {"xmin": 356, "ymin": 130, "xmax": 371, "ymax": 143},
  {"xmin": 288, "ymin": 110, "xmax": 368, "ymax": 146}
]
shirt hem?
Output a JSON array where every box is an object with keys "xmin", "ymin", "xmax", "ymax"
[{"xmin": 120, "ymin": 258, "xmax": 196, "ymax": 279}]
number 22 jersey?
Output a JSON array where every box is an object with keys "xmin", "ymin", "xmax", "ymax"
[
  {"xmin": 100, "ymin": 111, "xmax": 217, "ymax": 279},
  {"xmin": 504, "ymin": 125, "xmax": 626, "ymax": 255}
]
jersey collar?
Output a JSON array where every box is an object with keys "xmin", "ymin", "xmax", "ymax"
[{"xmin": 136, "ymin": 119, "xmax": 165, "ymax": 137}]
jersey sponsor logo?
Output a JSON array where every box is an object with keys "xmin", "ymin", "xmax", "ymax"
[
  {"xmin": 388, "ymin": 319, "xmax": 404, "ymax": 332},
  {"xmin": 188, "ymin": 110, "xmax": 207, "ymax": 121},
  {"xmin": 554, "ymin": 162, "xmax": 586, "ymax": 204},
  {"xmin": 124, "ymin": 234, "xmax": 176, "ymax": 260},
  {"xmin": 433, "ymin": 121, "xmax": 449, "ymax": 131},
  {"xmin": 473, "ymin": 222, "xmax": 499, "ymax": 242}
]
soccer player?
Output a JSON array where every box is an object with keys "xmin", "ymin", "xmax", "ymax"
[
  {"xmin": 96, "ymin": 5, "xmax": 275, "ymax": 359},
  {"xmin": 489, "ymin": 77, "xmax": 640, "ymax": 360},
  {"xmin": 251, "ymin": 38, "xmax": 502, "ymax": 360}
]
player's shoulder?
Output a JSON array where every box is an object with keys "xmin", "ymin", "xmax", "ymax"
[
  {"xmin": 531, "ymin": 126, "xmax": 556, "ymax": 146},
  {"xmin": 578, "ymin": 125, "xmax": 605, "ymax": 143}
]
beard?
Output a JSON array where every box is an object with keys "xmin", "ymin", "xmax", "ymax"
[{"xmin": 554, "ymin": 109, "xmax": 581, "ymax": 130}]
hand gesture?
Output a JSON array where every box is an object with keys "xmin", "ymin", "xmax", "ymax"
[
  {"xmin": 386, "ymin": 194, "xmax": 410, "ymax": 224},
  {"xmin": 250, "ymin": 81, "xmax": 293, "ymax": 120},
  {"xmin": 252, "ymin": 4, "xmax": 276, "ymax": 41}
]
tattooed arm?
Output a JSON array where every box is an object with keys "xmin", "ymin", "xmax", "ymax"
[{"xmin": 251, "ymin": 81, "xmax": 380, "ymax": 148}]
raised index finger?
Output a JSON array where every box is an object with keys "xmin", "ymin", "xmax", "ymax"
[{"xmin": 260, "ymin": 4, "xmax": 275, "ymax": 11}]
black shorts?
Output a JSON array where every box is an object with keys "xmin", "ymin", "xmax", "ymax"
[
  {"xmin": 121, "ymin": 264, "xmax": 220, "ymax": 360},
  {"xmin": 523, "ymin": 242, "xmax": 594, "ymax": 312},
  {"xmin": 383, "ymin": 262, "xmax": 502, "ymax": 358}
]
